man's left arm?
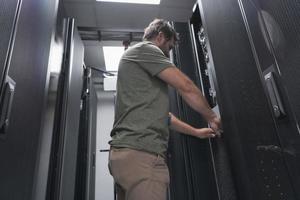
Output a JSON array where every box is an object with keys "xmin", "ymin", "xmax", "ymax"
[{"xmin": 169, "ymin": 112, "xmax": 216, "ymax": 139}]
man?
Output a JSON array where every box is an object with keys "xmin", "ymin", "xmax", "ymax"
[{"xmin": 109, "ymin": 19, "xmax": 222, "ymax": 200}]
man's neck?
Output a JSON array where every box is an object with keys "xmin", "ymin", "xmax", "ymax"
[{"xmin": 146, "ymin": 39, "xmax": 159, "ymax": 46}]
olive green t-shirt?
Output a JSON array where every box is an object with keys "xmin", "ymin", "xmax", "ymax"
[{"xmin": 109, "ymin": 41, "xmax": 175, "ymax": 157}]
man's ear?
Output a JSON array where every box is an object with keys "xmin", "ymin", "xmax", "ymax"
[{"xmin": 157, "ymin": 31, "xmax": 165, "ymax": 41}]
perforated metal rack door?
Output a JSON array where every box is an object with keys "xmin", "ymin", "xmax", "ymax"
[
  {"xmin": 260, "ymin": 1, "xmax": 300, "ymax": 124},
  {"xmin": 239, "ymin": 0, "xmax": 300, "ymax": 199}
]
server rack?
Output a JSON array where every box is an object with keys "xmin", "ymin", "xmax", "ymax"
[
  {"xmin": 168, "ymin": 22, "xmax": 222, "ymax": 200},
  {"xmin": 0, "ymin": 0, "xmax": 21, "ymax": 140},
  {"xmin": 189, "ymin": 6, "xmax": 238, "ymax": 199},
  {"xmin": 46, "ymin": 18, "xmax": 85, "ymax": 200},
  {"xmin": 0, "ymin": 0, "xmax": 63, "ymax": 199},
  {"xmin": 238, "ymin": 1, "xmax": 300, "ymax": 199},
  {"xmin": 170, "ymin": 0, "xmax": 300, "ymax": 199},
  {"xmin": 75, "ymin": 66, "xmax": 97, "ymax": 200},
  {"xmin": 0, "ymin": 0, "xmax": 20, "ymax": 97}
]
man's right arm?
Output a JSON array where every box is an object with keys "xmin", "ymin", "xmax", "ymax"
[{"xmin": 157, "ymin": 66, "xmax": 222, "ymax": 133}]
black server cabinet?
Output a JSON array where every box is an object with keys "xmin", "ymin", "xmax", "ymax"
[
  {"xmin": 238, "ymin": 1, "xmax": 300, "ymax": 199},
  {"xmin": 0, "ymin": 0, "xmax": 63, "ymax": 199},
  {"xmin": 190, "ymin": 7, "xmax": 239, "ymax": 200},
  {"xmin": 0, "ymin": 0, "xmax": 20, "ymax": 138},
  {"xmin": 47, "ymin": 18, "xmax": 84, "ymax": 200},
  {"xmin": 75, "ymin": 66, "xmax": 97, "ymax": 200},
  {"xmin": 0, "ymin": 0, "xmax": 20, "ymax": 96},
  {"xmin": 84, "ymin": 70, "xmax": 97, "ymax": 200},
  {"xmin": 168, "ymin": 22, "xmax": 221, "ymax": 200},
  {"xmin": 186, "ymin": 0, "xmax": 300, "ymax": 199}
]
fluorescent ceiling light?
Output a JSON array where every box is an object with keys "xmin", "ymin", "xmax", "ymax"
[
  {"xmin": 96, "ymin": 0, "xmax": 160, "ymax": 5},
  {"xmin": 103, "ymin": 46, "xmax": 125, "ymax": 71}
]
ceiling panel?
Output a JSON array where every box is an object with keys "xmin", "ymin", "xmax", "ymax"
[
  {"xmin": 63, "ymin": 0, "xmax": 197, "ymax": 71},
  {"xmin": 64, "ymin": 0, "xmax": 94, "ymax": 2},
  {"xmin": 83, "ymin": 40, "xmax": 131, "ymax": 69},
  {"xmin": 64, "ymin": 0, "xmax": 195, "ymax": 8},
  {"xmin": 64, "ymin": 2, "xmax": 97, "ymax": 26},
  {"xmin": 64, "ymin": 0, "xmax": 196, "ymax": 29},
  {"xmin": 160, "ymin": 0, "xmax": 195, "ymax": 9},
  {"xmin": 158, "ymin": 7, "xmax": 193, "ymax": 22},
  {"xmin": 95, "ymin": 3, "xmax": 160, "ymax": 30},
  {"xmin": 93, "ymin": 1, "xmax": 195, "ymax": 30}
]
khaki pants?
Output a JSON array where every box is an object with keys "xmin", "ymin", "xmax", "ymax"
[{"xmin": 108, "ymin": 148, "xmax": 170, "ymax": 200}]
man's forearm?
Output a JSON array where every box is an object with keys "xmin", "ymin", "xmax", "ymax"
[
  {"xmin": 157, "ymin": 67, "xmax": 221, "ymax": 132},
  {"xmin": 169, "ymin": 113, "xmax": 197, "ymax": 136},
  {"xmin": 178, "ymin": 81, "xmax": 216, "ymax": 122}
]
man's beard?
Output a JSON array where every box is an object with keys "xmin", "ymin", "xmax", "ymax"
[
  {"xmin": 159, "ymin": 42, "xmax": 170, "ymax": 58},
  {"xmin": 162, "ymin": 48, "xmax": 170, "ymax": 58},
  {"xmin": 164, "ymin": 51, "xmax": 170, "ymax": 58}
]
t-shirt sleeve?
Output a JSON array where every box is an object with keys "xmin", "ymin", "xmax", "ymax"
[{"xmin": 134, "ymin": 43, "xmax": 175, "ymax": 76}]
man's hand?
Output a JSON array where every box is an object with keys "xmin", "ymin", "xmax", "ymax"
[
  {"xmin": 193, "ymin": 128, "xmax": 216, "ymax": 139},
  {"xmin": 208, "ymin": 116, "xmax": 223, "ymax": 137},
  {"xmin": 169, "ymin": 112, "xmax": 220, "ymax": 139}
]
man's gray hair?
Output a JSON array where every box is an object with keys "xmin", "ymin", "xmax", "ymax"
[{"xmin": 143, "ymin": 19, "xmax": 179, "ymax": 42}]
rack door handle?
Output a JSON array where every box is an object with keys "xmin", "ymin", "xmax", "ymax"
[
  {"xmin": 264, "ymin": 72, "xmax": 285, "ymax": 118},
  {"xmin": 0, "ymin": 76, "xmax": 16, "ymax": 135}
]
